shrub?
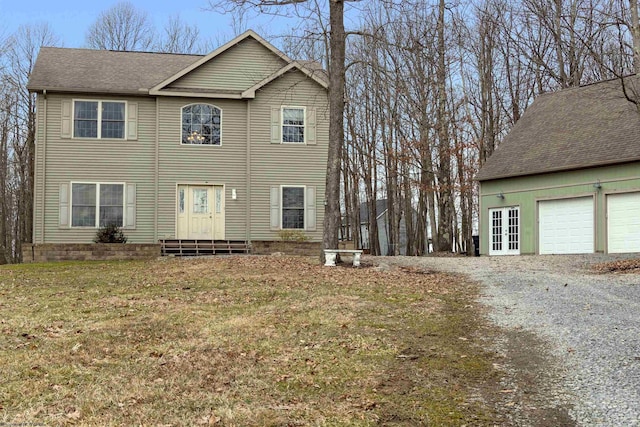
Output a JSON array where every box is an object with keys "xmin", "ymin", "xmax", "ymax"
[
  {"xmin": 277, "ymin": 229, "xmax": 310, "ymax": 242},
  {"xmin": 94, "ymin": 223, "xmax": 128, "ymax": 243}
]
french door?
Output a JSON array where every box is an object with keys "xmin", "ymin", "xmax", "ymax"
[{"xmin": 489, "ymin": 206, "xmax": 520, "ymax": 255}]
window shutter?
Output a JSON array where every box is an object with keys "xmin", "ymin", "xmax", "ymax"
[
  {"xmin": 127, "ymin": 103, "xmax": 138, "ymax": 140},
  {"xmin": 59, "ymin": 183, "xmax": 69, "ymax": 227},
  {"xmin": 306, "ymin": 108, "xmax": 316, "ymax": 145},
  {"xmin": 61, "ymin": 100, "xmax": 72, "ymax": 138},
  {"xmin": 305, "ymin": 186, "xmax": 317, "ymax": 231},
  {"xmin": 270, "ymin": 186, "xmax": 280, "ymax": 230},
  {"xmin": 271, "ymin": 107, "xmax": 281, "ymax": 144},
  {"xmin": 125, "ymin": 183, "xmax": 136, "ymax": 228}
]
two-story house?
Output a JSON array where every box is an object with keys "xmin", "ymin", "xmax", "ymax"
[{"xmin": 25, "ymin": 30, "xmax": 329, "ymax": 257}]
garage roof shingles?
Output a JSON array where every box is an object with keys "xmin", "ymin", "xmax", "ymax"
[
  {"xmin": 27, "ymin": 47, "xmax": 202, "ymax": 94},
  {"xmin": 476, "ymin": 78, "xmax": 640, "ymax": 181}
]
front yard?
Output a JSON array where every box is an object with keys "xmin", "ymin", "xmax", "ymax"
[{"xmin": 0, "ymin": 256, "xmax": 503, "ymax": 426}]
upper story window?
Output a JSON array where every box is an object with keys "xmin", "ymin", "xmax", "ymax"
[
  {"xmin": 74, "ymin": 100, "xmax": 126, "ymax": 139},
  {"xmin": 282, "ymin": 107, "xmax": 305, "ymax": 143},
  {"xmin": 182, "ymin": 104, "xmax": 221, "ymax": 145}
]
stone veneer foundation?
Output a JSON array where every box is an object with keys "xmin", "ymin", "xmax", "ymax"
[{"xmin": 22, "ymin": 243, "xmax": 161, "ymax": 263}]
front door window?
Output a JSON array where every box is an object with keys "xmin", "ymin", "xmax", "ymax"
[
  {"xmin": 215, "ymin": 187, "xmax": 222, "ymax": 214},
  {"xmin": 193, "ymin": 189, "xmax": 208, "ymax": 214}
]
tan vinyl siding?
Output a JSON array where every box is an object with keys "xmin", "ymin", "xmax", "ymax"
[
  {"xmin": 37, "ymin": 93, "xmax": 156, "ymax": 243},
  {"xmin": 250, "ymin": 70, "xmax": 329, "ymax": 242},
  {"xmin": 168, "ymin": 38, "xmax": 287, "ymax": 92},
  {"xmin": 156, "ymin": 97, "xmax": 247, "ymax": 240}
]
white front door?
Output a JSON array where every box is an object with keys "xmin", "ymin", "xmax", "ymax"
[
  {"xmin": 177, "ymin": 185, "xmax": 225, "ymax": 239},
  {"xmin": 189, "ymin": 187, "xmax": 213, "ymax": 239},
  {"xmin": 489, "ymin": 206, "xmax": 520, "ymax": 255}
]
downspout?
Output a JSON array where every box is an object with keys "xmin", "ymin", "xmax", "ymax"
[
  {"xmin": 39, "ymin": 90, "xmax": 47, "ymax": 243},
  {"xmin": 245, "ymin": 99, "xmax": 251, "ymax": 243},
  {"xmin": 154, "ymin": 97, "xmax": 159, "ymax": 242}
]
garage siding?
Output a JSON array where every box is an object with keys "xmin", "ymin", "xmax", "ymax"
[{"xmin": 479, "ymin": 162, "xmax": 640, "ymax": 255}]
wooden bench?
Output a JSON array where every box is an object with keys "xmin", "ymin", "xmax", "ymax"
[{"xmin": 324, "ymin": 249, "xmax": 363, "ymax": 267}]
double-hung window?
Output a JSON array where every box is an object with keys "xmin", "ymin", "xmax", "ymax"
[
  {"xmin": 282, "ymin": 107, "xmax": 305, "ymax": 143},
  {"xmin": 71, "ymin": 183, "xmax": 124, "ymax": 227},
  {"xmin": 73, "ymin": 100, "xmax": 126, "ymax": 139},
  {"xmin": 282, "ymin": 186, "xmax": 305, "ymax": 229}
]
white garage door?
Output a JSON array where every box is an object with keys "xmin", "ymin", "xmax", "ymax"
[
  {"xmin": 607, "ymin": 192, "xmax": 640, "ymax": 253},
  {"xmin": 538, "ymin": 197, "xmax": 594, "ymax": 254}
]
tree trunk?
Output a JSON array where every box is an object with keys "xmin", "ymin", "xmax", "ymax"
[
  {"xmin": 435, "ymin": 0, "xmax": 453, "ymax": 252},
  {"xmin": 632, "ymin": 0, "xmax": 640, "ymax": 74},
  {"xmin": 322, "ymin": 0, "xmax": 346, "ymax": 255}
]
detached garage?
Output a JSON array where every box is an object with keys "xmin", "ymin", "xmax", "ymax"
[{"xmin": 477, "ymin": 76, "xmax": 640, "ymax": 255}]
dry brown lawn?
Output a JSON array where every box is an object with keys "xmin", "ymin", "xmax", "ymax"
[{"xmin": 0, "ymin": 256, "xmax": 502, "ymax": 426}]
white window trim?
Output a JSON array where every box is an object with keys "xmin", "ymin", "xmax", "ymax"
[
  {"xmin": 70, "ymin": 181, "xmax": 126, "ymax": 228},
  {"xmin": 72, "ymin": 99, "xmax": 128, "ymax": 140},
  {"xmin": 280, "ymin": 185, "xmax": 306, "ymax": 230},
  {"xmin": 180, "ymin": 103, "xmax": 223, "ymax": 147},
  {"xmin": 281, "ymin": 106, "xmax": 306, "ymax": 144}
]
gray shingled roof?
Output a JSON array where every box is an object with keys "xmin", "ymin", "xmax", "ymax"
[
  {"xmin": 27, "ymin": 47, "xmax": 328, "ymax": 95},
  {"xmin": 359, "ymin": 199, "xmax": 389, "ymax": 223},
  {"xmin": 476, "ymin": 77, "xmax": 640, "ymax": 181},
  {"xmin": 27, "ymin": 47, "xmax": 202, "ymax": 94}
]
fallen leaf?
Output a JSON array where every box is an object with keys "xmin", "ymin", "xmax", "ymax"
[{"xmin": 66, "ymin": 408, "xmax": 81, "ymax": 420}]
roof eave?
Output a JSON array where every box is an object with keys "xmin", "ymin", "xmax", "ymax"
[
  {"xmin": 27, "ymin": 86, "xmax": 149, "ymax": 96},
  {"xmin": 476, "ymin": 157, "xmax": 640, "ymax": 182}
]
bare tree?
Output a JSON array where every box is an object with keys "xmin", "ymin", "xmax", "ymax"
[
  {"xmin": 86, "ymin": 2, "xmax": 154, "ymax": 51},
  {"xmin": 155, "ymin": 14, "xmax": 201, "ymax": 54},
  {"xmin": 231, "ymin": 8, "xmax": 250, "ymax": 37},
  {"xmin": 629, "ymin": 0, "xmax": 640, "ymax": 72},
  {"xmin": 0, "ymin": 23, "xmax": 60, "ymax": 262}
]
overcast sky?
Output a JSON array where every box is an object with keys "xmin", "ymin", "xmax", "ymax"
[{"xmin": 0, "ymin": 0, "xmax": 293, "ymax": 49}]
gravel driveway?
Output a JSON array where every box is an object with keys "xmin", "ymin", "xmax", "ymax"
[{"xmin": 377, "ymin": 254, "xmax": 640, "ymax": 427}]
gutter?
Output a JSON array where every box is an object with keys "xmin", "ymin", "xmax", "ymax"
[
  {"xmin": 28, "ymin": 86, "xmax": 148, "ymax": 96},
  {"xmin": 39, "ymin": 89, "xmax": 47, "ymax": 243},
  {"xmin": 245, "ymin": 100, "xmax": 251, "ymax": 243},
  {"xmin": 154, "ymin": 97, "xmax": 159, "ymax": 242}
]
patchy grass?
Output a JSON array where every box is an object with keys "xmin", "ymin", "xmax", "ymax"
[{"xmin": 0, "ymin": 256, "xmax": 501, "ymax": 426}]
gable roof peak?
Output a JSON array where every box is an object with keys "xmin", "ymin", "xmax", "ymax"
[
  {"xmin": 236, "ymin": 29, "xmax": 293, "ymax": 62},
  {"xmin": 149, "ymin": 29, "xmax": 293, "ymax": 94}
]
